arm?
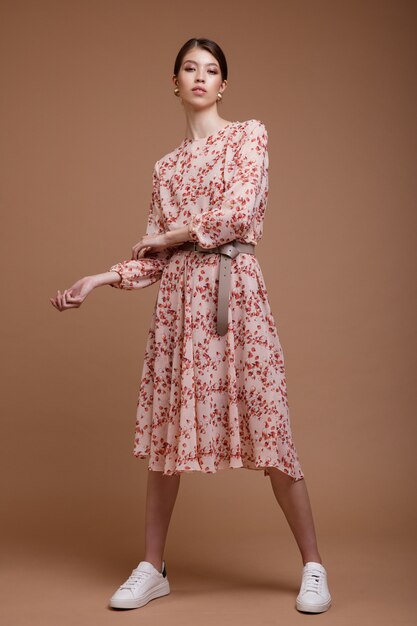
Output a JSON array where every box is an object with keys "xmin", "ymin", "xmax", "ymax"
[
  {"xmin": 108, "ymin": 162, "xmax": 179, "ymax": 290},
  {"xmin": 165, "ymin": 224, "xmax": 193, "ymax": 246},
  {"xmin": 50, "ymin": 165, "xmax": 184, "ymax": 310},
  {"xmin": 187, "ymin": 120, "xmax": 269, "ymax": 248}
]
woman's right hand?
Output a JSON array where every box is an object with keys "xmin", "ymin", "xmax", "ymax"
[{"xmin": 50, "ymin": 275, "xmax": 97, "ymax": 312}]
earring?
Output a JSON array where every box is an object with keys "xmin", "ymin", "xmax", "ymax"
[
  {"xmin": 174, "ymin": 87, "xmax": 180, "ymax": 97},
  {"xmin": 217, "ymin": 92, "xmax": 223, "ymax": 102}
]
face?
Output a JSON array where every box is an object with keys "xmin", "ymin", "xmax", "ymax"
[{"xmin": 173, "ymin": 47, "xmax": 227, "ymax": 107}]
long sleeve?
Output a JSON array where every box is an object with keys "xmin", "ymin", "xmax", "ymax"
[
  {"xmin": 187, "ymin": 119, "xmax": 269, "ymax": 248},
  {"xmin": 109, "ymin": 162, "xmax": 176, "ymax": 290}
]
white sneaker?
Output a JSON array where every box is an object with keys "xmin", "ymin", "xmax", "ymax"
[
  {"xmin": 295, "ymin": 561, "xmax": 332, "ymax": 613},
  {"xmin": 109, "ymin": 560, "xmax": 170, "ymax": 609}
]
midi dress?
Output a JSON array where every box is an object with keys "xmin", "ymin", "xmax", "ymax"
[{"xmin": 108, "ymin": 118, "xmax": 305, "ymax": 482}]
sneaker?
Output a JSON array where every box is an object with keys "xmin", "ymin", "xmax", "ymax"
[
  {"xmin": 109, "ymin": 560, "xmax": 170, "ymax": 609},
  {"xmin": 295, "ymin": 561, "xmax": 332, "ymax": 613}
]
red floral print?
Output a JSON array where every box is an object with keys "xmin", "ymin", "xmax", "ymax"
[{"xmin": 108, "ymin": 119, "xmax": 304, "ymax": 481}]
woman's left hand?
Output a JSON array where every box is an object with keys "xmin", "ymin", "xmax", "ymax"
[{"xmin": 131, "ymin": 232, "xmax": 183, "ymax": 260}]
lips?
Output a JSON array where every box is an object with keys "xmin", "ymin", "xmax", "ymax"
[{"xmin": 192, "ymin": 87, "xmax": 206, "ymax": 93}]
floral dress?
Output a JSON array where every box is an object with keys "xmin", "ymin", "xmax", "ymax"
[{"xmin": 109, "ymin": 118, "xmax": 305, "ymax": 481}]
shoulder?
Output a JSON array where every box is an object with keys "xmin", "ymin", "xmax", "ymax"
[
  {"xmin": 237, "ymin": 118, "xmax": 268, "ymax": 137},
  {"xmin": 240, "ymin": 118, "xmax": 267, "ymax": 133},
  {"xmin": 231, "ymin": 119, "xmax": 268, "ymax": 153},
  {"xmin": 154, "ymin": 138, "xmax": 187, "ymax": 174},
  {"xmin": 152, "ymin": 147, "xmax": 180, "ymax": 179}
]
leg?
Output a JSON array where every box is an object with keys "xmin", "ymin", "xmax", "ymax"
[
  {"xmin": 143, "ymin": 470, "xmax": 181, "ymax": 572},
  {"xmin": 268, "ymin": 469, "xmax": 322, "ymax": 566}
]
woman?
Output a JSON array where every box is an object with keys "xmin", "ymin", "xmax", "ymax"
[{"xmin": 50, "ymin": 38, "xmax": 332, "ymax": 614}]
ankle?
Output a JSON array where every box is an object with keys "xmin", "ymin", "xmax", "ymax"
[
  {"xmin": 302, "ymin": 554, "xmax": 322, "ymax": 566},
  {"xmin": 144, "ymin": 557, "xmax": 163, "ymax": 572}
]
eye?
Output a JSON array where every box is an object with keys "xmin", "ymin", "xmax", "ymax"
[{"xmin": 184, "ymin": 67, "xmax": 218, "ymax": 74}]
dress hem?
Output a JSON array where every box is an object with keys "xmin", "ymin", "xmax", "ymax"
[{"xmin": 133, "ymin": 451, "xmax": 305, "ymax": 482}]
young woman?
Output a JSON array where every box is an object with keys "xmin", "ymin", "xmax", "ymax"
[{"xmin": 50, "ymin": 38, "xmax": 332, "ymax": 614}]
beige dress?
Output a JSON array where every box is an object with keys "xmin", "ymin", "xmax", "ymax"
[{"xmin": 109, "ymin": 119, "xmax": 305, "ymax": 481}]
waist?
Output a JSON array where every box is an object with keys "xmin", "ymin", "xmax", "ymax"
[
  {"xmin": 174, "ymin": 239, "xmax": 256, "ymax": 336},
  {"xmin": 176, "ymin": 239, "xmax": 256, "ymax": 259}
]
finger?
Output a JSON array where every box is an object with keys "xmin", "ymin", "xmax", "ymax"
[
  {"xmin": 67, "ymin": 294, "xmax": 82, "ymax": 304},
  {"xmin": 63, "ymin": 292, "xmax": 74, "ymax": 308},
  {"xmin": 138, "ymin": 247, "xmax": 150, "ymax": 258}
]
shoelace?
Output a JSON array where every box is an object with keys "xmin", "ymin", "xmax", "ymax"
[
  {"xmin": 120, "ymin": 569, "xmax": 151, "ymax": 590},
  {"xmin": 303, "ymin": 569, "xmax": 322, "ymax": 594}
]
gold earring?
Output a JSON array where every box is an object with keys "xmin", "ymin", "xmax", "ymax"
[
  {"xmin": 217, "ymin": 92, "xmax": 223, "ymax": 102},
  {"xmin": 174, "ymin": 87, "xmax": 180, "ymax": 97}
]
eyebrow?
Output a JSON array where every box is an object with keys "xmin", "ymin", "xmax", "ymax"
[{"xmin": 182, "ymin": 60, "xmax": 219, "ymax": 67}]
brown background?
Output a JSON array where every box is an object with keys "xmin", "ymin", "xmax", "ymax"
[{"xmin": 1, "ymin": 0, "xmax": 416, "ymax": 624}]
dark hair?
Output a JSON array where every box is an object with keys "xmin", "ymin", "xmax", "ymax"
[{"xmin": 173, "ymin": 38, "xmax": 228, "ymax": 82}]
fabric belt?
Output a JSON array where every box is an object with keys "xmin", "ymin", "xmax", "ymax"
[{"xmin": 176, "ymin": 239, "xmax": 256, "ymax": 336}]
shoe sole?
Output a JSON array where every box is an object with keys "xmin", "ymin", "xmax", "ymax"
[
  {"xmin": 296, "ymin": 597, "xmax": 331, "ymax": 613},
  {"xmin": 109, "ymin": 579, "xmax": 170, "ymax": 609}
]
